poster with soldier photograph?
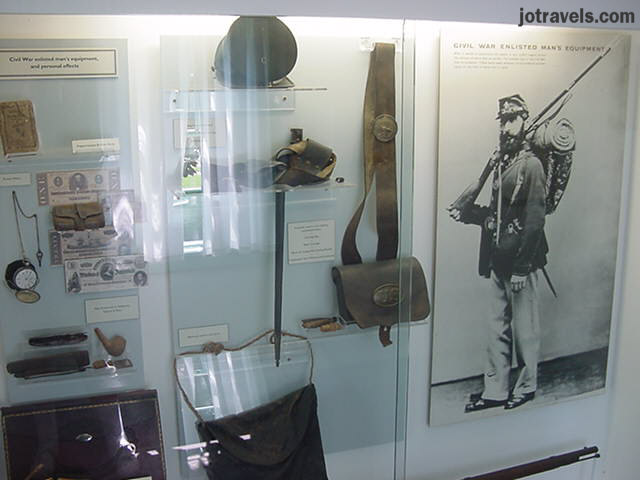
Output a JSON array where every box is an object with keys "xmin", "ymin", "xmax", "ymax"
[{"xmin": 430, "ymin": 27, "xmax": 630, "ymax": 425}]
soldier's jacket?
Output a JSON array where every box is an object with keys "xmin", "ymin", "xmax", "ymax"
[{"xmin": 460, "ymin": 145, "xmax": 548, "ymax": 278}]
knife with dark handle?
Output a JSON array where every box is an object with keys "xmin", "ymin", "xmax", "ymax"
[{"xmin": 28, "ymin": 333, "xmax": 88, "ymax": 347}]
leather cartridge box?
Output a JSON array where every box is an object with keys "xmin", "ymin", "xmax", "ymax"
[{"xmin": 331, "ymin": 256, "xmax": 430, "ymax": 329}]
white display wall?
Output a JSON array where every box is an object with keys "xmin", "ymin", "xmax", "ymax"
[{"xmin": 0, "ymin": 10, "xmax": 638, "ymax": 480}]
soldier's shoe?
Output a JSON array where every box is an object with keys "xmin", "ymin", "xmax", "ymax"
[
  {"xmin": 469, "ymin": 391, "xmax": 482, "ymax": 402},
  {"xmin": 505, "ymin": 392, "xmax": 535, "ymax": 410},
  {"xmin": 464, "ymin": 397, "xmax": 506, "ymax": 413}
]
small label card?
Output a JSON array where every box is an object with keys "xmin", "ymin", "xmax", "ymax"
[
  {"xmin": 173, "ymin": 118, "xmax": 224, "ymax": 148},
  {"xmin": 179, "ymin": 325, "xmax": 229, "ymax": 348},
  {"xmin": 0, "ymin": 48, "xmax": 118, "ymax": 79},
  {"xmin": 0, "ymin": 172, "xmax": 30, "ymax": 186},
  {"xmin": 288, "ymin": 220, "xmax": 335, "ymax": 264},
  {"xmin": 85, "ymin": 295, "xmax": 139, "ymax": 324},
  {"xmin": 72, "ymin": 137, "xmax": 120, "ymax": 154}
]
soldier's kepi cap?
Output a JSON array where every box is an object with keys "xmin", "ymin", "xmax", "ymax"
[{"xmin": 496, "ymin": 94, "xmax": 529, "ymax": 120}]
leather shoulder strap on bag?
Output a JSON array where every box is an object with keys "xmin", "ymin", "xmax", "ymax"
[{"xmin": 341, "ymin": 43, "xmax": 398, "ymax": 265}]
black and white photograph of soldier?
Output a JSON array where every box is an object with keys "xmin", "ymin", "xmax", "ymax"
[
  {"xmin": 448, "ymin": 94, "xmax": 550, "ymax": 412},
  {"xmin": 430, "ymin": 28, "xmax": 630, "ymax": 425}
]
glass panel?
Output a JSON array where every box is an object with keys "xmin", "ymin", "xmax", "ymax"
[
  {"xmin": 394, "ymin": 19, "xmax": 417, "ymax": 480},
  {"xmin": 0, "ymin": 14, "xmax": 417, "ymax": 480},
  {"xmin": 0, "ymin": 36, "xmax": 146, "ymax": 405},
  {"xmin": 162, "ymin": 15, "xmax": 417, "ymax": 480}
]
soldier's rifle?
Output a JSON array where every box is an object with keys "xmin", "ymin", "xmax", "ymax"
[
  {"xmin": 461, "ymin": 446, "xmax": 599, "ymax": 480},
  {"xmin": 448, "ymin": 40, "xmax": 617, "ymax": 216}
]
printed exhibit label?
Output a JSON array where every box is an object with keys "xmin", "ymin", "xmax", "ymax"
[
  {"xmin": 179, "ymin": 325, "xmax": 229, "ymax": 348},
  {"xmin": 85, "ymin": 295, "xmax": 139, "ymax": 324},
  {"xmin": 72, "ymin": 137, "xmax": 120, "ymax": 154},
  {"xmin": 173, "ymin": 118, "xmax": 224, "ymax": 148},
  {"xmin": 0, "ymin": 48, "xmax": 118, "ymax": 79},
  {"xmin": 0, "ymin": 172, "xmax": 30, "ymax": 186},
  {"xmin": 288, "ymin": 220, "xmax": 335, "ymax": 264}
]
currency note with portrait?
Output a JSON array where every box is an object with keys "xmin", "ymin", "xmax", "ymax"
[
  {"xmin": 37, "ymin": 168, "xmax": 120, "ymax": 206},
  {"xmin": 49, "ymin": 227, "xmax": 134, "ymax": 266},
  {"xmin": 64, "ymin": 255, "xmax": 148, "ymax": 294}
]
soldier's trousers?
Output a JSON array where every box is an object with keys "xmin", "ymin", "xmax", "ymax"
[{"xmin": 482, "ymin": 270, "xmax": 540, "ymax": 401}]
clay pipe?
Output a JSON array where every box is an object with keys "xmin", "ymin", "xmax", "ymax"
[{"xmin": 94, "ymin": 328, "xmax": 127, "ymax": 357}]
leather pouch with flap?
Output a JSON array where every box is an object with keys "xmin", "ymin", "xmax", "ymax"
[
  {"xmin": 332, "ymin": 257, "xmax": 430, "ymax": 329},
  {"xmin": 52, "ymin": 202, "xmax": 105, "ymax": 231}
]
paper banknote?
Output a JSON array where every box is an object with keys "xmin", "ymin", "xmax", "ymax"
[
  {"xmin": 49, "ymin": 227, "xmax": 134, "ymax": 266},
  {"xmin": 64, "ymin": 255, "xmax": 147, "ymax": 294},
  {"xmin": 37, "ymin": 168, "xmax": 120, "ymax": 205}
]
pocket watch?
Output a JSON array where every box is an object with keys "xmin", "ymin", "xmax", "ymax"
[
  {"xmin": 5, "ymin": 259, "xmax": 40, "ymax": 303},
  {"xmin": 5, "ymin": 191, "xmax": 43, "ymax": 304}
]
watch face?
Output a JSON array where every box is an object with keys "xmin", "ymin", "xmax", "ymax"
[
  {"xmin": 15, "ymin": 289, "xmax": 40, "ymax": 304},
  {"xmin": 14, "ymin": 266, "xmax": 38, "ymax": 290}
]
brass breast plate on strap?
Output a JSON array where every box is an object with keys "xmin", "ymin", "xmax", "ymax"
[{"xmin": 372, "ymin": 114, "xmax": 398, "ymax": 143}]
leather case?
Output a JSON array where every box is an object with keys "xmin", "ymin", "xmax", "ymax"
[
  {"xmin": 2, "ymin": 390, "xmax": 166, "ymax": 480},
  {"xmin": 331, "ymin": 256, "xmax": 430, "ymax": 328},
  {"xmin": 209, "ymin": 139, "xmax": 336, "ymax": 192},
  {"xmin": 274, "ymin": 139, "xmax": 336, "ymax": 187},
  {"xmin": 52, "ymin": 202, "xmax": 105, "ymax": 231}
]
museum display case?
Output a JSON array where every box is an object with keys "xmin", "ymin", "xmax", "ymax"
[
  {"xmin": 0, "ymin": 14, "xmax": 422, "ymax": 480},
  {"xmin": 0, "ymin": 6, "xmax": 637, "ymax": 479}
]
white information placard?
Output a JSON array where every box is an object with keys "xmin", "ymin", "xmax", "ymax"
[
  {"xmin": 85, "ymin": 295, "xmax": 139, "ymax": 324},
  {"xmin": 72, "ymin": 137, "xmax": 120, "ymax": 154},
  {"xmin": 173, "ymin": 118, "xmax": 224, "ymax": 148},
  {"xmin": 0, "ymin": 172, "xmax": 30, "ymax": 186},
  {"xmin": 287, "ymin": 220, "xmax": 335, "ymax": 264},
  {"xmin": 0, "ymin": 48, "xmax": 117, "ymax": 79},
  {"xmin": 179, "ymin": 325, "xmax": 229, "ymax": 348}
]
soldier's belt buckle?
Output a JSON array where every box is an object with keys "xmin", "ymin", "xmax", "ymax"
[{"xmin": 372, "ymin": 114, "xmax": 397, "ymax": 143}]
